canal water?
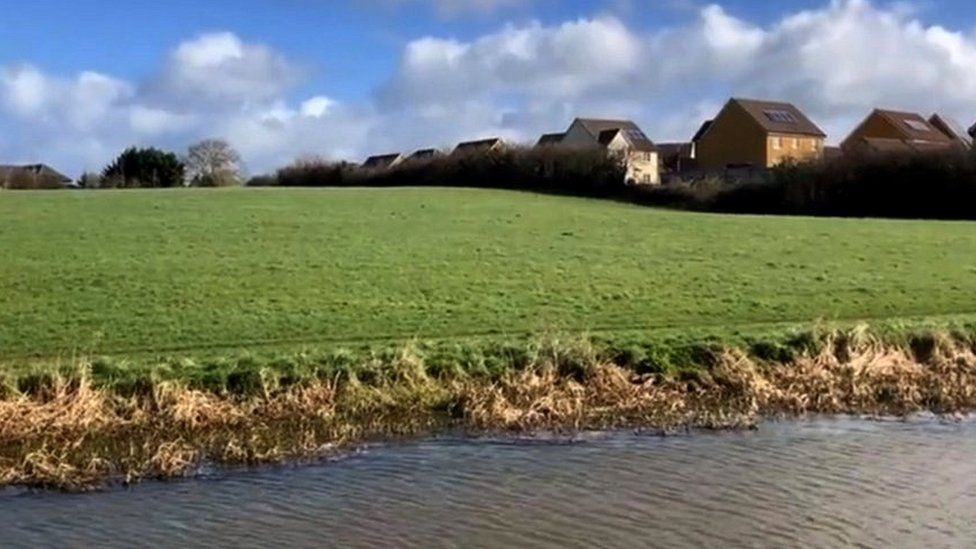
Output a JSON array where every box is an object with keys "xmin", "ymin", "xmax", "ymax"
[{"xmin": 4, "ymin": 417, "xmax": 976, "ymax": 548}]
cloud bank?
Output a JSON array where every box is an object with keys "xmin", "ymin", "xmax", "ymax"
[{"xmin": 2, "ymin": 0, "xmax": 975, "ymax": 176}]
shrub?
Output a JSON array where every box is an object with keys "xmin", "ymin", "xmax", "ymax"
[
  {"xmin": 270, "ymin": 146, "xmax": 627, "ymax": 197},
  {"xmin": 638, "ymin": 149, "xmax": 976, "ymax": 220},
  {"xmin": 102, "ymin": 147, "xmax": 186, "ymax": 188}
]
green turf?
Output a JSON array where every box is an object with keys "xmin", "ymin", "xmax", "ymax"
[{"xmin": 3, "ymin": 187, "xmax": 976, "ymax": 360}]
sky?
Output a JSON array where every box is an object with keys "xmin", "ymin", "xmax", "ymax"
[{"xmin": 2, "ymin": 0, "xmax": 976, "ymax": 176}]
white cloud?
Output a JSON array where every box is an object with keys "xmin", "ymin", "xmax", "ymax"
[
  {"xmin": 2, "ymin": 1, "xmax": 976, "ymax": 176},
  {"xmin": 147, "ymin": 32, "xmax": 301, "ymax": 107}
]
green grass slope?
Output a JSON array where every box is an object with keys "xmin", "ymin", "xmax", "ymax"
[{"xmin": 3, "ymin": 187, "xmax": 976, "ymax": 359}]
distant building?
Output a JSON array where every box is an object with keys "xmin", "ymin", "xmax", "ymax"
[
  {"xmin": 406, "ymin": 149, "xmax": 443, "ymax": 163},
  {"xmin": 558, "ymin": 118, "xmax": 659, "ymax": 185},
  {"xmin": 452, "ymin": 138, "xmax": 506, "ymax": 156},
  {"xmin": 840, "ymin": 109, "xmax": 959, "ymax": 154},
  {"xmin": 535, "ymin": 133, "xmax": 565, "ymax": 147},
  {"xmin": 929, "ymin": 114, "xmax": 973, "ymax": 149},
  {"xmin": 0, "ymin": 164, "xmax": 73, "ymax": 189},
  {"xmin": 361, "ymin": 153, "xmax": 405, "ymax": 171},
  {"xmin": 695, "ymin": 98, "xmax": 826, "ymax": 170}
]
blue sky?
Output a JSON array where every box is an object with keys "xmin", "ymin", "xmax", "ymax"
[{"xmin": 2, "ymin": 0, "xmax": 975, "ymax": 174}]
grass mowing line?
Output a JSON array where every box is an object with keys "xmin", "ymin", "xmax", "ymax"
[{"xmin": 5, "ymin": 310, "xmax": 976, "ymax": 365}]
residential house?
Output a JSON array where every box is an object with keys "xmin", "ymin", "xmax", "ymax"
[
  {"xmin": 452, "ymin": 138, "xmax": 506, "ymax": 156},
  {"xmin": 695, "ymin": 98, "xmax": 826, "ymax": 170},
  {"xmin": 0, "ymin": 164, "xmax": 73, "ymax": 189},
  {"xmin": 535, "ymin": 133, "xmax": 565, "ymax": 147},
  {"xmin": 406, "ymin": 148, "xmax": 443, "ymax": 163},
  {"xmin": 840, "ymin": 109, "xmax": 955, "ymax": 154},
  {"xmin": 558, "ymin": 118, "xmax": 659, "ymax": 185},
  {"xmin": 361, "ymin": 153, "xmax": 405, "ymax": 171},
  {"xmin": 929, "ymin": 114, "xmax": 973, "ymax": 149}
]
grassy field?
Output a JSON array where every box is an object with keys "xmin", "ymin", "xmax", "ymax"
[{"xmin": 3, "ymin": 187, "xmax": 976, "ymax": 362}]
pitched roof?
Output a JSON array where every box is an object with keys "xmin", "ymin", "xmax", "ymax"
[
  {"xmin": 691, "ymin": 120, "xmax": 713, "ymax": 142},
  {"xmin": 873, "ymin": 109, "xmax": 952, "ymax": 143},
  {"xmin": 858, "ymin": 137, "xmax": 955, "ymax": 154},
  {"xmin": 929, "ymin": 114, "xmax": 973, "ymax": 148},
  {"xmin": 453, "ymin": 138, "xmax": 504, "ymax": 154},
  {"xmin": 407, "ymin": 148, "xmax": 442, "ymax": 161},
  {"xmin": 362, "ymin": 153, "xmax": 403, "ymax": 169},
  {"xmin": 536, "ymin": 133, "xmax": 565, "ymax": 146},
  {"xmin": 0, "ymin": 164, "xmax": 72, "ymax": 183},
  {"xmin": 730, "ymin": 98, "xmax": 826, "ymax": 137},
  {"xmin": 595, "ymin": 127, "xmax": 657, "ymax": 153},
  {"xmin": 573, "ymin": 118, "xmax": 643, "ymax": 138}
]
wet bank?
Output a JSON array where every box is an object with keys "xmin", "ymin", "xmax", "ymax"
[{"xmin": 3, "ymin": 328, "xmax": 976, "ymax": 490}]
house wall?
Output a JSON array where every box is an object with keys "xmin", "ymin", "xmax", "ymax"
[
  {"xmin": 766, "ymin": 134, "xmax": 824, "ymax": 166},
  {"xmin": 696, "ymin": 102, "xmax": 767, "ymax": 169},
  {"xmin": 604, "ymin": 134, "xmax": 659, "ymax": 185}
]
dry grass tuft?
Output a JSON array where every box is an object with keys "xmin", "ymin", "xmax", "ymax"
[{"xmin": 3, "ymin": 329, "xmax": 976, "ymax": 490}]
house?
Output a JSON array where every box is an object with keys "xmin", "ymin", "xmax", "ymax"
[
  {"xmin": 695, "ymin": 98, "xmax": 826, "ymax": 170},
  {"xmin": 452, "ymin": 138, "xmax": 506, "ymax": 156},
  {"xmin": 361, "ymin": 153, "xmax": 405, "ymax": 171},
  {"xmin": 656, "ymin": 142, "xmax": 697, "ymax": 174},
  {"xmin": 558, "ymin": 118, "xmax": 659, "ymax": 185},
  {"xmin": 929, "ymin": 114, "xmax": 973, "ymax": 149},
  {"xmin": 840, "ymin": 109, "xmax": 955, "ymax": 154},
  {"xmin": 0, "ymin": 164, "xmax": 73, "ymax": 189},
  {"xmin": 406, "ymin": 148, "xmax": 443, "ymax": 163},
  {"xmin": 535, "ymin": 133, "xmax": 565, "ymax": 147}
]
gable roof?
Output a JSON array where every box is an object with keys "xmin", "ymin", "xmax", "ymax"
[
  {"xmin": 873, "ymin": 109, "xmax": 952, "ymax": 143},
  {"xmin": 597, "ymin": 128, "xmax": 657, "ymax": 152},
  {"xmin": 362, "ymin": 153, "xmax": 404, "ymax": 169},
  {"xmin": 930, "ymin": 114, "xmax": 973, "ymax": 148},
  {"xmin": 453, "ymin": 138, "xmax": 504, "ymax": 154},
  {"xmin": 571, "ymin": 118, "xmax": 656, "ymax": 152},
  {"xmin": 536, "ymin": 133, "xmax": 564, "ymax": 146},
  {"xmin": 730, "ymin": 98, "xmax": 826, "ymax": 137},
  {"xmin": 407, "ymin": 148, "xmax": 442, "ymax": 161},
  {"xmin": 573, "ymin": 118, "xmax": 642, "ymax": 139},
  {"xmin": 0, "ymin": 164, "xmax": 72, "ymax": 183},
  {"xmin": 691, "ymin": 120, "xmax": 713, "ymax": 142}
]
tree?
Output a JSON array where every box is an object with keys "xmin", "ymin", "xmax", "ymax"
[
  {"xmin": 185, "ymin": 138, "xmax": 243, "ymax": 187},
  {"xmin": 102, "ymin": 147, "xmax": 185, "ymax": 188},
  {"xmin": 78, "ymin": 172, "xmax": 102, "ymax": 189}
]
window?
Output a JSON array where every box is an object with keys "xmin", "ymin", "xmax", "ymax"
[
  {"xmin": 790, "ymin": 138, "xmax": 798, "ymax": 149},
  {"xmin": 764, "ymin": 110, "xmax": 798, "ymax": 123},
  {"xmin": 904, "ymin": 119, "xmax": 931, "ymax": 132},
  {"xmin": 771, "ymin": 137, "xmax": 782, "ymax": 150}
]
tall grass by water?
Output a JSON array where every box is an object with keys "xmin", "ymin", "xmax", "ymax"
[{"xmin": 4, "ymin": 327, "xmax": 976, "ymax": 490}]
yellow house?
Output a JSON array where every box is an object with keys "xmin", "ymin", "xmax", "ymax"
[
  {"xmin": 556, "ymin": 118, "xmax": 660, "ymax": 185},
  {"xmin": 695, "ymin": 98, "xmax": 826, "ymax": 170}
]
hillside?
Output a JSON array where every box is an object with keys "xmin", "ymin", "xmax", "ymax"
[{"xmin": 3, "ymin": 187, "xmax": 976, "ymax": 359}]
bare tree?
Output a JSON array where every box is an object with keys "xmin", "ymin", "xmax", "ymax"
[{"xmin": 185, "ymin": 139, "xmax": 243, "ymax": 187}]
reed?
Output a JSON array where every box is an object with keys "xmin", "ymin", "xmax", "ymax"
[{"xmin": 3, "ymin": 328, "xmax": 976, "ymax": 491}]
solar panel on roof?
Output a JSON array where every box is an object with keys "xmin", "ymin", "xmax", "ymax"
[
  {"xmin": 904, "ymin": 119, "xmax": 931, "ymax": 132},
  {"xmin": 763, "ymin": 110, "xmax": 798, "ymax": 123}
]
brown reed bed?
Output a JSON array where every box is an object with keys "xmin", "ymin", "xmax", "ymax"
[{"xmin": 2, "ymin": 328, "xmax": 976, "ymax": 491}]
